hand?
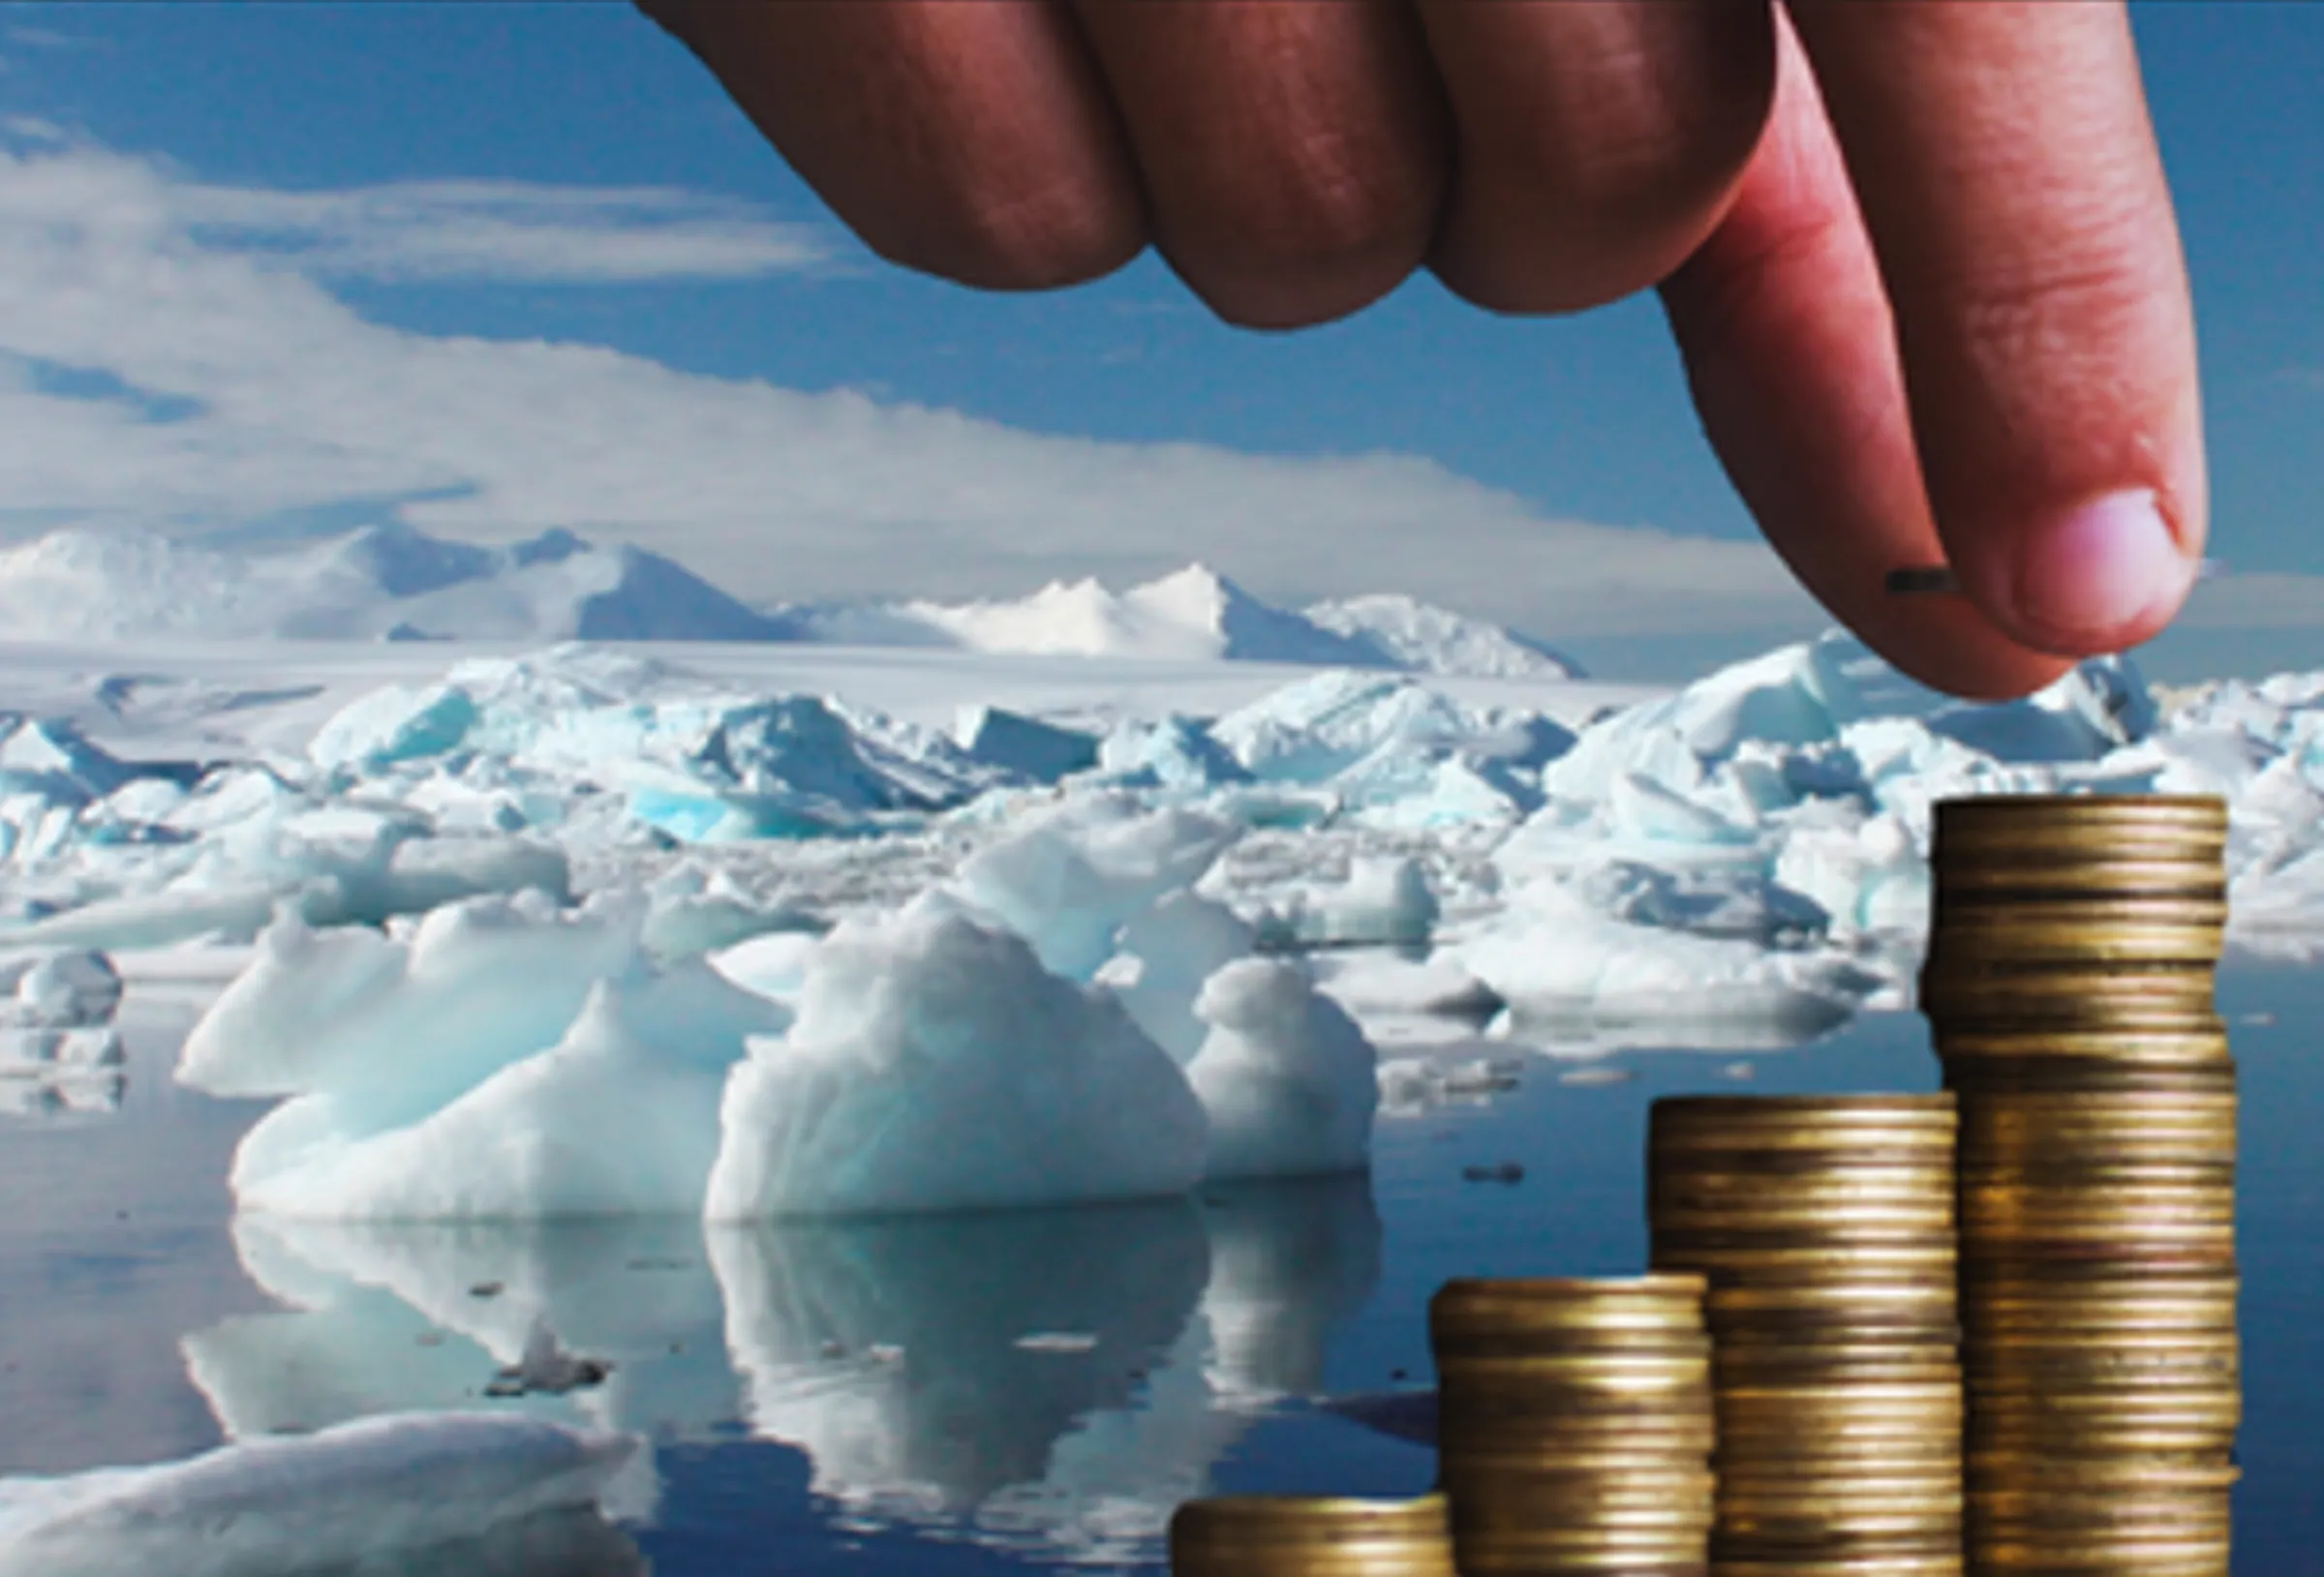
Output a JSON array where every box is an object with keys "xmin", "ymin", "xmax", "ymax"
[{"xmin": 642, "ymin": 1, "xmax": 2203, "ymax": 700}]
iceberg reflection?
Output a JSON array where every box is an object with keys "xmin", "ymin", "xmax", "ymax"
[
  {"xmin": 185, "ymin": 1180, "xmax": 1383, "ymax": 1563},
  {"xmin": 185, "ymin": 1214, "xmax": 733, "ymax": 1471}
]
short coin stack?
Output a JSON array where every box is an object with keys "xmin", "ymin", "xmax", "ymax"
[
  {"xmin": 1170, "ymin": 1493, "xmax": 1457, "ymax": 1577},
  {"xmin": 1921, "ymin": 795, "xmax": 2239, "ymax": 1576},
  {"xmin": 1431, "ymin": 1275, "xmax": 1717, "ymax": 1576},
  {"xmin": 1648, "ymin": 1095, "xmax": 1965, "ymax": 1574}
]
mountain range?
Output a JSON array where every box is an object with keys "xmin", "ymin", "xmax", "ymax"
[{"xmin": 0, "ymin": 524, "xmax": 1581, "ymax": 679}]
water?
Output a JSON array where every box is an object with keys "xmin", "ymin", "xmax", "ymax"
[{"xmin": 2, "ymin": 962, "xmax": 2317, "ymax": 1574}]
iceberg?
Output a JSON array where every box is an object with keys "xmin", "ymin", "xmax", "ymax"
[
  {"xmin": 705, "ymin": 895, "xmax": 1208, "ymax": 1217},
  {"xmin": 0, "ymin": 949, "xmax": 123, "ymax": 1074},
  {"xmin": 181, "ymin": 891, "xmax": 785, "ymax": 1220},
  {"xmin": 1186, "ymin": 959, "xmax": 1378, "ymax": 1180}
]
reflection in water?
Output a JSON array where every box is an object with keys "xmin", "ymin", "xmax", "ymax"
[
  {"xmin": 0, "ymin": 1070, "xmax": 123, "ymax": 1121},
  {"xmin": 183, "ymin": 1215, "xmax": 732, "ymax": 1524},
  {"xmin": 1198, "ymin": 1176, "xmax": 1381, "ymax": 1402},
  {"xmin": 1498, "ymin": 1004, "xmax": 1856, "ymax": 1057},
  {"xmin": 712, "ymin": 1200, "xmax": 1208, "ymax": 1523},
  {"xmin": 331, "ymin": 1510, "xmax": 646, "ymax": 1577},
  {"xmin": 182, "ymin": 1181, "xmax": 1384, "ymax": 1565}
]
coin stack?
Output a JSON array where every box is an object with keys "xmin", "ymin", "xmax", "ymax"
[
  {"xmin": 1170, "ymin": 1493, "xmax": 1458, "ymax": 1577},
  {"xmin": 1430, "ymin": 1275, "xmax": 1717, "ymax": 1575},
  {"xmin": 1647, "ymin": 1095, "xmax": 1965, "ymax": 1574},
  {"xmin": 1921, "ymin": 794, "xmax": 2239, "ymax": 1576}
]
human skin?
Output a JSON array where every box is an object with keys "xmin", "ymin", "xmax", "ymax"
[{"xmin": 640, "ymin": 0, "xmax": 2203, "ymax": 701}]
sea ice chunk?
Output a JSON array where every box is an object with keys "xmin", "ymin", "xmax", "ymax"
[
  {"xmin": 230, "ymin": 965, "xmax": 780, "ymax": 1220},
  {"xmin": 1185, "ymin": 958, "xmax": 1377, "ymax": 1180},
  {"xmin": 0, "ymin": 950, "xmax": 120, "ymax": 1028},
  {"xmin": 1266, "ymin": 857, "xmax": 1440, "ymax": 948},
  {"xmin": 1097, "ymin": 891, "xmax": 1258, "ymax": 1064},
  {"xmin": 705, "ymin": 895, "xmax": 1208, "ymax": 1217},
  {"xmin": 1452, "ymin": 883, "xmax": 1880, "ymax": 1043},
  {"xmin": 179, "ymin": 892, "xmax": 647, "ymax": 1108},
  {"xmin": 0, "ymin": 1412, "xmax": 637, "ymax": 1577},
  {"xmin": 951, "ymin": 800, "xmax": 1235, "ymax": 981},
  {"xmin": 954, "ymin": 705, "xmax": 1100, "ymax": 781}
]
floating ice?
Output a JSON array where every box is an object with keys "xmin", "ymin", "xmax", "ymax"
[
  {"xmin": 706, "ymin": 895, "xmax": 1208, "ymax": 1217},
  {"xmin": 1452, "ymin": 880, "xmax": 1882, "ymax": 1044},
  {"xmin": 0, "ymin": 950, "xmax": 123, "ymax": 1074},
  {"xmin": 1262, "ymin": 856, "xmax": 1440, "ymax": 948},
  {"xmin": 951, "ymin": 799, "xmax": 1236, "ymax": 982},
  {"xmin": 1098, "ymin": 891, "xmax": 1258, "ymax": 1064},
  {"xmin": 0, "ymin": 1412, "xmax": 638, "ymax": 1577},
  {"xmin": 954, "ymin": 705, "xmax": 1101, "ymax": 781},
  {"xmin": 0, "ymin": 950, "xmax": 119, "ymax": 1029},
  {"xmin": 1186, "ymin": 959, "xmax": 1377, "ymax": 1180},
  {"xmin": 183, "ymin": 891, "xmax": 785, "ymax": 1219}
]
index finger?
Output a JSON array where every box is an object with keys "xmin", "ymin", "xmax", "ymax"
[{"xmin": 1786, "ymin": 0, "xmax": 2205, "ymax": 659}]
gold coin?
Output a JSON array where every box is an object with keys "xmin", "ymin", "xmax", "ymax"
[
  {"xmin": 1944, "ymin": 1068, "xmax": 2237, "ymax": 1105},
  {"xmin": 1922, "ymin": 966, "xmax": 2221, "ymax": 1018},
  {"xmin": 1447, "ymin": 1538, "xmax": 1712, "ymax": 1577},
  {"xmin": 1170, "ymin": 1494, "xmax": 1456, "ymax": 1577},
  {"xmin": 1652, "ymin": 1169, "xmax": 1962, "ymax": 1196},
  {"xmin": 1430, "ymin": 1276, "xmax": 1707, "ymax": 1341},
  {"xmin": 1652, "ymin": 1096, "xmax": 1956, "ymax": 1142},
  {"xmin": 1960, "ymin": 1260, "xmax": 2238, "ymax": 1290},
  {"xmin": 1926, "ymin": 900, "xmax": 2229, "ymax": 936},
  {"xmin": 1929, "ymin": 793, "xmax": 2225, "ymax": 852},
  {"xmin": 1714, "ymin": 1423, "xmax": 1966, "ymax": 1455},
  {"xmin": 1653, "ymin": 1239, "xmax": 1957, "ymax": 1273},
  {"xmin": 1966, "ymin": 1391, "xmax": 2240, "ymax": 1426},
  {"xmin": 1968, "ymin": 1543, "xmax": 2226, "ymax": 1576},
  {"xmin": 1713, "ymin": 1561, "xmax": 1964, "ymax": 1577}
]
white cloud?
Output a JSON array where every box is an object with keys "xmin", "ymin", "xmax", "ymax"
[
  {"xmin": 0, "ymin": 145, "xmax": 1823, "ymax": 640},
  {"xmin": 171, "ymin": 178, "xmax": 833, "ymax": 285},
  {"xmin": 3, "ymin": 117, "xmax": 68, "ymax": 146}
]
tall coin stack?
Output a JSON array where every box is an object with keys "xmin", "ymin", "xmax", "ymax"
[
  {"xmin": 1430, "ymin": 1275, "xmax": 1718, "ymax": 1576},
  {"xmin": 1921, "ymin": 795, "xmax": 2239, "ymax": 1577},
  {"xmin": 1648, "ymin": 1095, "xmax": 1966, "ymax": 1574},
  {"xmin": 1171, "ymin": 1494, "xmax": 1458, "ymax": 1577}
]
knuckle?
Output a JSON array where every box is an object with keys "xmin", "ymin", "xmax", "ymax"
[
  {"xmin": 1174, "ymin": 132, "xmax": 1435, "ymax": 326},
  {"xmin": 888, "ymin": 169, "xmax": 1144, "ymax": 291}
]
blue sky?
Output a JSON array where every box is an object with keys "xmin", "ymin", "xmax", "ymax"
[{"xmin": 0, "ymin": 2, "xmax": 2315, "ymax": 680}]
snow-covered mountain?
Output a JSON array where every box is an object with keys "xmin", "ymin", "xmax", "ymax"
[
  {"xmin": 1304, "ymin": 593, "xmax": 1580, "ymax": 679},
  {"xmin": 0, "ymin": 526, "xmax": 1577, "ymax": 678},
  {"xmin": 0, "ymin": 525, "xmax": 786, "ymax": 645},
  {"xmin": 779, "ymin": 564, "xmax": 1583, "ymax": 676}
]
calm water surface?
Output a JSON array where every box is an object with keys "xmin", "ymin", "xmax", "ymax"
[{"xmin": 2, "ymin": 961, "xmax": 2317, "ymax": 1575}]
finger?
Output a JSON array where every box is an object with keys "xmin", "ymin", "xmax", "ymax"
[
  {"xmin": 1661, "ymin": 12, "xmax": 2073, "ymax": 700},
  {"xmin": 640, "ymin": 0, "xmax": 1144, "ymax": 289},
  {"xmin": 1786, "ymin": 0, "xmax": 2204, "ymax": 657},
  {"xmin": 1415, "ymin": 0, "xmax": 1776, "ymax": 314},
  {"xmin": 1068, "ymin": 0, "xmax": 1449, "ymax": 328}
]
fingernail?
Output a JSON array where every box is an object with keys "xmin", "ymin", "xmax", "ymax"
[{"xmin": 2011, "ymin": 489, "xmax": 2195, "ymax": 647}]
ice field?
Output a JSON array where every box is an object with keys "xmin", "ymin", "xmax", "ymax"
[
  {"xmin": 5, "ymin": 591, "xmax": 2324, "ymax": 1218},
  {"xmin": 4, "ymin": 535, "xmax": 2324, "ymax": 1568}
]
